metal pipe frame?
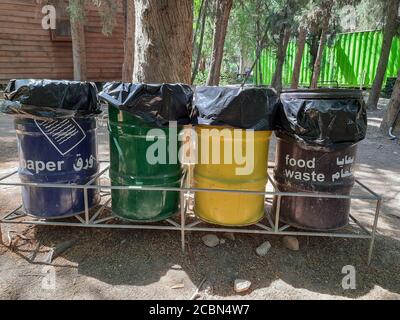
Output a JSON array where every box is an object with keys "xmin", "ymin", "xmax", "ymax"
[{"xmin": 0, "ymin": 163, "xmax": 382, "ymax": 266}]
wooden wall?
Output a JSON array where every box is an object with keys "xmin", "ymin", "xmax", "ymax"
[{"xmin": 0, "ymin": 0, "xmax": 125, "ymax": 84}]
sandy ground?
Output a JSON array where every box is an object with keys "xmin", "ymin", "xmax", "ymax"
[{"xmin": 0, "ymin": 98, "xmax": 399, "ymax": 300}]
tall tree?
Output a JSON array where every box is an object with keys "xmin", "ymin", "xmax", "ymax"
[
  {"xmin": 207, "ymin": 0, "xmax": 234, "ymax": 86},
  {"xmin": 290, "ymin": 1, "xmax": 312, "ymax": 89},
  {"xmin": 133, "ymin": 0, "xmax": 193, "ymax": 83},
  {"xmin": 69, "ymin": 0, "xmax": 87, "ymax": 81},
  {"xmin": 193, "ymin": 0, "xmax": 206, "ymax": 50},
  {"xmin": 226, "ymin": 0, "xmax": 270, "ymax": 84},
  {"xmin": 269, "ymin": 0, "xmax": 307, "ymax": 92},
  {"xmin": 255, "ymin": 16, "xmax": 264, "ymax": 84},
  {"xmin": 192, "ymin": 0, "xmax": 209, "ymax": 84},
  {"xmin": 367, "ymin": 0, "xmax": 400, "ymax": 109},
  {"xmin": 380, "ymin": 69, "xmax": 400, "ymax": 135},
  {"xmin": 271, "ymin": 27, "xmax": 291, "ymax": 92},
  {"xmin": 304, "ymin": 0, "xmax": 347, "ymax": 87},
  {"xmin": 122, "ymin": 0, "xmax": 135, "ymax": 82},
  {"xmin": 291, "ymin": 27, "xmax": 306, "ymax": 88},
  {"xmin": 310, "ymin": 0, "xmax": 334, "ymax": 88},
  {"xmin": 68, "ymin": 0, "xmax": 117, "ymax": 81}
]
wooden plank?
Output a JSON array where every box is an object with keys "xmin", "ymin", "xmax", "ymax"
[
  {"xmin": 0, "ymin": 62, "xmax": 73, "ymax": 68},
  {"xmin": 0, "ymin": 39, "xmax": 122, "ymax": 49},
  {"xmin": 0, "ymin": 56, "xmax": 72, "ymax": 62},
  {"xmin": 0, "ymin": 0, "xmax": 39, "ymax": 6},
  {"xmin": 0, "ymin": 9, "xmax": 41, "ymax": 18},
  {"xmin": 0, "ymin": 15, "xmax": 41, "ymax": 24},
  {"xmin": 0, "ymin": 4, "xmax": 39, "ymax": 14},
  {"xmin": 0, "ymin": 51, "xmax": 72, "ymax": 58},
  {"xmin": 0, "ymin": 45, "xmax": 74, "ymax": 52},
  {"xmin": 0, "ymin": 33, "xmax": 52, "ymax": 42},
  {"xmin": 0, "ymin": 35, "xmax": 125, "ymax": 46},
  {"xmin": 0, "ymin": 44, "xmax": 121, "ymax": 53},
  {"xmin": 2, "ymin": 67, "xmax": 74, "ymax": 73},
  {"xmin": 0, "ymin": 21, "xmax": 46, "ymax": 31},
  {"xmin": 1, "ymin": 50, "xmax": 122, "ymax": 59},
  {"xmin": 0, "ymin": 39, "xmax": 72, "ymax": 47},
  {"xmin": 0, "ymin": 74, "xmax": 73, "ymax": 80},
  {"xmin": 0, "ymin": 27, "xmax": 50, "ymax": 36}
]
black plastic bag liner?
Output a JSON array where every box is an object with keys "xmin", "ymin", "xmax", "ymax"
[
  {"xmin": 99, "ymin": 82, "xmax": 193, "ymax": 127},
  {"xmin": 192, "ymin": 86, "xmax": 278, "ymax": 130},
  {"xmin": 1, "ymin": 79, "xmax": 101, "ymax": 119},
  {"xmin": 277, "ymin": 89, "xmax": 367, "ymax": 150}
]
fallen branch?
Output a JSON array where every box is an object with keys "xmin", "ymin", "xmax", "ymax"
[{"xmin": 190, "ymin": 277, "xmax": 207, "ymax": 300}]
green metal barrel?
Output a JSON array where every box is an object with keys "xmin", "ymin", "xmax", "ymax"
[{"xmin": 108, "ymin": 105, "xmax": 182, "ymax": 222}]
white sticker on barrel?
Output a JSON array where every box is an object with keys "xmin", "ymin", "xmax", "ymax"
[
  {"xmin": 34, "ymin": 119, "xmax": 86, "ymax": 156},
  {"xmin": 283, "ymin": 154, "xmax": 354, "ymax": 183}
]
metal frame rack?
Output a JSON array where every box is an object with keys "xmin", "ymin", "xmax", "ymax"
[{"xmin": 0, "ymin": 163, "xmax": 382, "ymax": 265}]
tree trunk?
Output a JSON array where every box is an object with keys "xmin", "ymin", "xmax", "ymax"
[
  {"xmin": 239, "ymin": 50, "xmax": 244, "ymax": 74},
  {"xmin": 122, "ymin": 0, "xmax": 135, "ymax": 82},
  {"xmin": 192, "ymin": 0, "xmax": 205, "ymax": 50},
  {"xmin": 257, "ymin": 53, "xmax": 263, "ymax": 84},
  {"xmin": 291, "ymin": 27, "xmax": 306, "ymax": 89},
  {"xmin": 199, "ymin": 57, "xmax": 206, "ymax": 74},
  {"xmin": 380, "ymin": 70, "xmax": 400, "ymax": 135},
  {"xmin": 367, "ymin": 0, "xmax": 400, "ymax": 110},
  {"xmin": 308, "ymin": 32, "xmax": 319, "ymax": 78},
  {"xmin": 70, "ymin": 0, "xmax": 87, "ymax": 81},
  {"xmin": 192, "ymin": 0, "xmax": 209, "ymax": 84},
  {"xmin": 206, "ymin": 0, "xmax": 233, "ymax": 86},
  {"xmin": 310, "ymin": 13, "xmax": 330, "ymax": 89},
  {"xmin": 133, "ymin": 0, "xmax": 193, "ymax": 83},
  {"xmin": 255, "ymin": 18, "xmax": 262, "ymax": 85},
  {"xmin": 271, "ymin": 27, "xmax": 291, "ymax": 93}
]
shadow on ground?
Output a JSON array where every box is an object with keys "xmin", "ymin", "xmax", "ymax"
[{"xmin": 14, "ymin": 218, "xmax": 397, "ymax": 299}]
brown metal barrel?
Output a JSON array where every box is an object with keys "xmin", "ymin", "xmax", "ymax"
[{"xmin": 272, "ymin": 134, "xmax": 358, "ymax": 231}]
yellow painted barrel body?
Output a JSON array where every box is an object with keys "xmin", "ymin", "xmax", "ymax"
[{"xmin": 194, "ymin": 126, "xmax": 271, "ymax": 226}]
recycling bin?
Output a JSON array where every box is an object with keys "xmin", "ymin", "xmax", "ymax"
[
  {"xmin": 16, "ymin": 117, "xmax": 100, "ymax": 218},
  {"xmin": 108, "ymin": 106, "xmax": 182, "ymax": 221},
  {"xmin": 2, "ymin": 79, "xmax": 101, "ymax": 218},
  {"xmin": 195, "ymin": 126, "xmax": 272, "ymax": 226},
  {"xmin": 273, "ymin": 89, "xmax": 368, "ymax": 230},
  {"xmin": 192, "ymin": 86, "xmax": 277, "ymax": 226},
  {"xmin": 100, "ymin": 83, "xmax": 193, "ymax": 222}
]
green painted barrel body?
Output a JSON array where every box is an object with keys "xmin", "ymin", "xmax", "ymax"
[{"xmin": 108, "ymin": 106, "xmax": 182, "ymax": 222}]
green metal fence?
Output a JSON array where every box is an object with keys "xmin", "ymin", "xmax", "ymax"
[{"xmin": 255, "ymin": 30, "xmax": 400, "ymax": 88}]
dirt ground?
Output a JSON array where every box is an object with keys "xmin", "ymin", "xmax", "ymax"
[{"xmin": 0, "ymin": 98, "xmax": 399, "ymax": 300}]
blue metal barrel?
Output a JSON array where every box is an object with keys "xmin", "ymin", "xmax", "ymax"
[{"xmin": 15, "ymin": 117, "xmax": 100, "ymax": 218}]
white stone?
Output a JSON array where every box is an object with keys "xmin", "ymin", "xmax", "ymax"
[
  {"xmin": 256, "ymin": 241, "xmax": 271, "ymax": 256},
  {"xmin": 171, "ymin": 283, "xmax": 185, "ymax": 289},
  {"xmin": 234, "ymin": 279, "xmax": 251, "ymax": 293},
  {"xmin": 202, "ymin": 234, "xmax": 220, "ymax": 248}
]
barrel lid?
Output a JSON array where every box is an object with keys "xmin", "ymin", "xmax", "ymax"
[
  {"xmin": 241, "ymin": 84, "xmax": 278, "ymax": 96},
  {"xmin": 2, "ymin": 79, "xmax": 101, "ymax": 119},
  {"xmin": 193, "ymin": 86, "xmax": 278, "ymax": 130},
  {"xmin": 99, "ymin": 82, "xmax": 193, "ymax": 127},
  {"xmin": 277, "ymin": 88, "xmax": 367, "ymax": 150},
  {"xmin": 281, "ymin": 89, "xmax": 363, "ymax": 100}
]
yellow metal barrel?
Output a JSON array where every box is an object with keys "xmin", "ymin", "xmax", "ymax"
[{"xmin": 194, "ymin": 125, "xmax": 271, "ymax": 226}]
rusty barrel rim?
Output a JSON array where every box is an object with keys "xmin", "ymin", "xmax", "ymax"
[{"xmin": 280, "ymin": 89, "xmax": 364, "ymax": 100}]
